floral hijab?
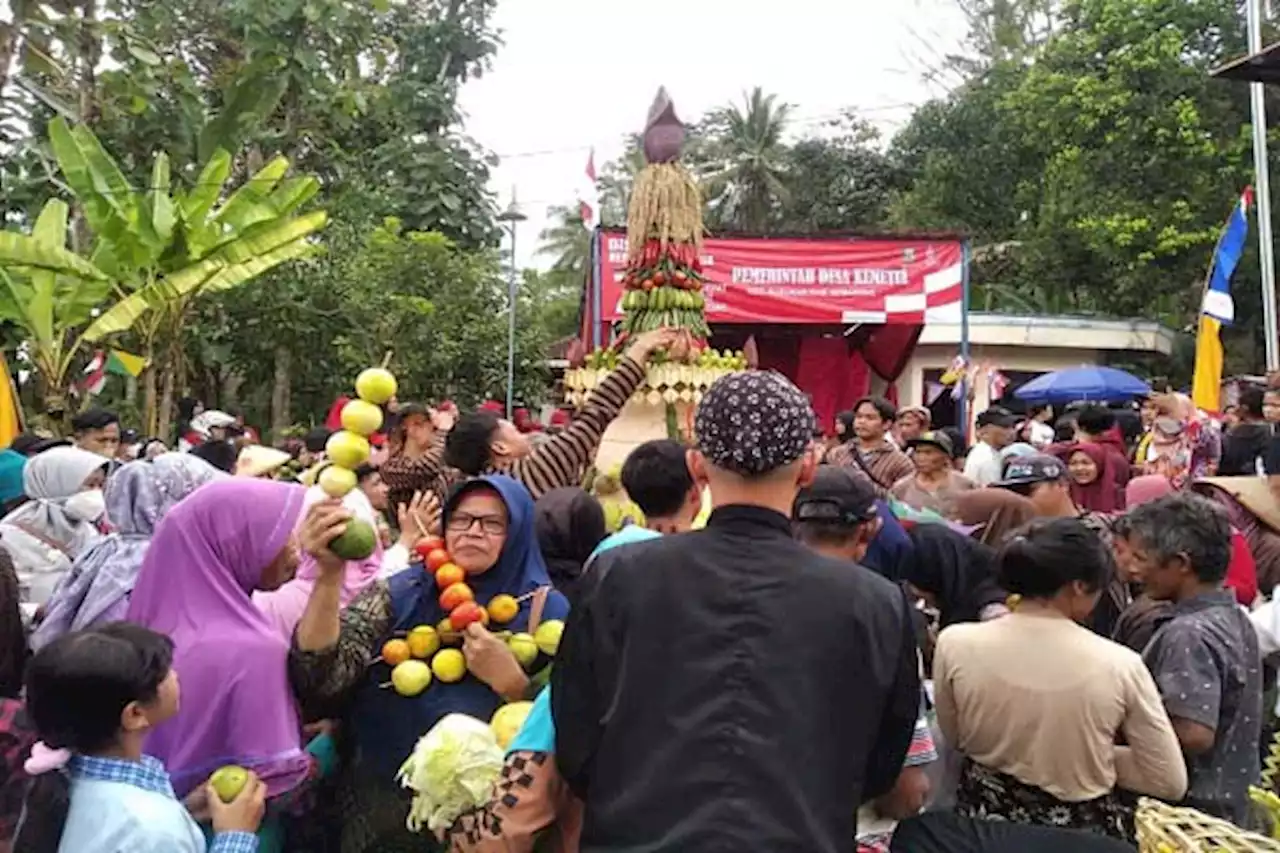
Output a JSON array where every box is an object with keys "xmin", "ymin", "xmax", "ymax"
[{"xmin": 30, "ymin": 454, "xmax": 224, "ymax": 649}]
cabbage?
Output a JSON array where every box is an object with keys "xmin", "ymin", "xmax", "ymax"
[{"xmin": 396, "ymin": 713, "xmax": 505, "ymax": 833}]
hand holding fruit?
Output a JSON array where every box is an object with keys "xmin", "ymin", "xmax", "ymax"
[
  {"xmin": 462, "ymin": 623, "xmax": 527, "ymax": 700},
  {"xmin": 208, "ymin": 769, "xmax": 267, "ymax": 835},
  {"xmin": 184, "ymin": 785, "xmax": 211, "ymax": 822},
  {"xmin": 625, "ymin": 327, "xmax": 681, "ymax": 365},
  {"xmin": 298, "ymin": 499, "xmax": 352, "ymax": 576}
]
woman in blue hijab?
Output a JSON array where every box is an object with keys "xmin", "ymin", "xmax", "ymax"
[{"xmin": 290, "ymin": 474, "xmax": 569, "ymax": 853}]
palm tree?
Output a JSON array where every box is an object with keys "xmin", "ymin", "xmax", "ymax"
[
  {"xmin": 537, "ymin": 205, "xmax": 591, "ymax": 276},
  {"xmin": 701, "ymin": 87, "xmax": 793, "ymax": 234}
]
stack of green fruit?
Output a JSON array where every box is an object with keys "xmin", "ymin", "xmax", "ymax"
[
  {"xmin": 618, "ymin": 245, "xmax": 709, "ymax": 339},
  {"xmin": 316, "ymin": 367, "xmax": 398, "ymax": 560}
]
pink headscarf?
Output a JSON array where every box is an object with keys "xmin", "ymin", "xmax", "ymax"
[
  {"xmin": 125, "ymin": 478, "xmax": 311, "ymax": 798},
  {"xmin": 1126, "ymin": 474, "xmax": 1175, "ymax": 508},
  {"xmin": 254, "ymin": 485, "xmax": 384, "ymax": 641}
]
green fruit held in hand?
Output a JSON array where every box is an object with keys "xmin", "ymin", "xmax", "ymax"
[
  {"xmin": 329, "ymin": 518, "xmax": 377, "ymax": 560},
  {"xmin": 326, "ymin": 430, "xmax": 370, "ymax": 469},
  {"xmin": 210, "ymin": 765, "xmax": 249, "ymax": 803},
  {"xmin": 340, "ymin": 399, "xmax": 383, "ymax": 436},
  {"xmin": 318, "ymin": 465, "xmax": 357, "ymax": 499},
  {"xmin": 355, "ymin": 368, "xmax": 398, "ymax": 405}
]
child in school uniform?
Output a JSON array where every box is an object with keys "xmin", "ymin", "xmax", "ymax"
[{"xmin": 14, "ymin": 622, "xmax": 267, "ymax": 853}]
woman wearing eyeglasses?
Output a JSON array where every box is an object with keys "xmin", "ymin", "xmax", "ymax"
[{"xmin": 290, "ymin": 474, "xmax": 569, "ymax": 853}]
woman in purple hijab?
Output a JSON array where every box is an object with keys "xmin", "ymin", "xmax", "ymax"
[{"xmin": 125, "ymin": 477, "xmax": 313, "ymax": 800}]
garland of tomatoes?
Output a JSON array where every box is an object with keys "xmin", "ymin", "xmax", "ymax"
[
  {"xmin": 622, "ymin": 239, "xmax": 705, "ymax": 293},
  {"xmin": 620, "ymin": 240, "xmax": 710, "ymax": 338}
]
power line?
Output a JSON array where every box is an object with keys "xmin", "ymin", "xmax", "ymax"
[{"xmin": 492, "ymin": 103, "xmax": 922, "ymax": 161}]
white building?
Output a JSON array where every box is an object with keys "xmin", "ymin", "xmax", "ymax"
[{"xmin": 884, "ymin": 312, "xmax": 1177, "ymax": 417}]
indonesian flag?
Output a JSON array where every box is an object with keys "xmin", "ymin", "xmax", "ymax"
[
  {"xmin": 81, "ymin": 350, "xmax": 107, "ymax": 396},
  {"xmin": 78, "ymin": 348, "xmax": 147, "ymax": 396},
  {"xmin": 578, "ymin": 148, "xmax": 598, "ymax": 229}
]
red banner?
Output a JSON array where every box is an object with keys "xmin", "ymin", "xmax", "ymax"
[{"xmin": 596, "ymin": 230, "xmax": 964, "ymax": 325}]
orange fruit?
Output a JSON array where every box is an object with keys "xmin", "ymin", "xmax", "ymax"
[
  {"xmin": 406, "ymin": 625, "xmax": 440, "ymax": 659},
  {"xmin": 381, "ymin": 638, "xmax": 411, "ymax": 666},
  {"xmin": 438, "ymin": 581, "xmax": 474, "ymax": 611},
  {"xmin": 435, "ymin": 562, "xmax": 465, "ymax": 589},
  {"xmin": 486, "ymin": 594, "xmax": 519, "ymax": 625}
]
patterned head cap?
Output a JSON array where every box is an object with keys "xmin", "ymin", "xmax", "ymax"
[{"xmin": 694, "ymin": 371, "xmax": 816, "ymax": 476}]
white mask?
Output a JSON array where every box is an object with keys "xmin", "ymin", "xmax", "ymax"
[{"xmin": 63, "ymin": 489, "xmax": 107, "ymax": 523}]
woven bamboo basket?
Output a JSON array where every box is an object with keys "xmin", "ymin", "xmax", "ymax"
[{"xmin": 1136, "ymin": 798, "xmax": 1280, "ymax": 852}]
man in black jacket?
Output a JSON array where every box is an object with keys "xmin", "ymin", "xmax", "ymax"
[{"xmin": 552, "ymin": 371, "xmax": 921, "ymax": 853}]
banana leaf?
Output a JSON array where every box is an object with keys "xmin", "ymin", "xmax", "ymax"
[
  {"xmin": 179, "ymin": 148, "xmax": 232, "ymax": 229},
  {"xmin": 210, "ymin": 156, "xmax": 290, "ymax": 231},
  {"xmin": 138, "ymin": 152, "xmax": 176, "ymax": 250},
  {"xmin": 26, "ymin": 200, "xmax": 69, "ymax": 347},
  {"xmin": 83, "ymin": 210, "xmax": 328, "ymax": 341},
  {"xmin": 48, "ymin": 118, "xmax": 137, "ymax": 237},
  {"xmin": 0, "ymin": 228, "xmax": 109, "ymax": 283}
]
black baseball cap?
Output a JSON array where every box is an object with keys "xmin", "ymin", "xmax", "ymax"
[
  {"xmin": 906, "ymin": 430, "xmax": 954, "ymax": 456},
  {"xmin": 976, "ymin": 407, "xmax": 1018, "ymax": 428},
  {"xmin": 993, "ymin": 453, "xmax": 1066, "ymax": 488},
  {"xmin": 793, "ymin": 467, "xmax": 879, "ymax": 525}
]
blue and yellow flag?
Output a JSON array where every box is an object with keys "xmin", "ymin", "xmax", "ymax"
[{"xmin": 1192, "ymin": 188, "xmax": 1252, "ymax": 414}]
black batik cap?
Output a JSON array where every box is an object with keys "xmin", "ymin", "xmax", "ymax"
[{"xmin": 694, "ymin": 371, "xmax": 816, "ymax": 476}]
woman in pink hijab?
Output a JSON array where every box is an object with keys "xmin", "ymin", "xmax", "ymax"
[
  {"xmin": 254, "ymin": 484, "xmax": 385, "ymax": 641},
  {"xmin": 125, "ymin": 477, "xmax": 317, "ymax": 799}
]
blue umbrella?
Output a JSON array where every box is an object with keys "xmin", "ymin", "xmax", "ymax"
[{"xmin": 1013, "ymin": 366, "xmax": 1150, "ymax": 404}]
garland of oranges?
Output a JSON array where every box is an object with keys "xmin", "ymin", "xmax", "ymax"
[{"xmin": 377, "ymin": 539, "xmax": 562, "ymax": 698}]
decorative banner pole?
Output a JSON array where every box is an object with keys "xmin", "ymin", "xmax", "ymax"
[{"xmin": 1246, "ymin": 0, "xmax": 1279, "ymax": 369}]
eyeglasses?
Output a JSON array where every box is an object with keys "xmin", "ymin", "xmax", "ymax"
[{"xmin": 446, "ymin": 513, "xmax": 507, "ymax": 536}]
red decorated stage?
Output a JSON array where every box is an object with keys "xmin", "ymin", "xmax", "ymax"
[{"xmin": 581, "ymin": 229, "xmax": 968, "ymax": 430}]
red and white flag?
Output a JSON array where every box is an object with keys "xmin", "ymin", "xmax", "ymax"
[
  {"xmin": 577, "ymin": 148, "xmax": 598, "ymax": 229},
  {"xmin": 79, "ymin": 350, "xmax": 107, "ymax": 396}
]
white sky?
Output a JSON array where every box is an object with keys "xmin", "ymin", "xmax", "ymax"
[{"xmin": 458, "ymin": 0, "xmax": 970, "ymax": 269}]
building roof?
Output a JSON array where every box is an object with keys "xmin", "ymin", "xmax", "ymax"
[
  {"xmin": 1211, "ymin": 43, "xmax": 1280, "ymax": 84},
  {"xmin": 917, "ymin": 312, "xmax": 1176, "ymax": 355}
]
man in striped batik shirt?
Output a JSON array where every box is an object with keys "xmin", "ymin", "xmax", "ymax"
[{"xmin": 826, "ymin": 396, "xmax": 915, "ymax": 497}]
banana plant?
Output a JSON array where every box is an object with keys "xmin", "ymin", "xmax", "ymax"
[
  {"xmin": 0, "ymin": 118, "xmax": 327, "ymax": 430},
  {"xmin": 0, "ymin": 199, "xmax": 112, "ymax": 416}
]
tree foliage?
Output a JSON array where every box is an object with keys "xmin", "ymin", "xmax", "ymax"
[
  {"xmin": 199, "ymin": 219, "xmax": 550, "ymax": 426},
  {"xmin": 0, "ymin": 117, "xmax": 326, "ymax": 430}
]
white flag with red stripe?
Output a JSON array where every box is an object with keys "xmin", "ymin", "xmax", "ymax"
[{"xmin": 577, "ymin": 148, "xmax": 598, "ymax": 229}]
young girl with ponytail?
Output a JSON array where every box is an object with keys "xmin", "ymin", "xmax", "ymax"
[{"xmin": 15, "ymin": 623, "xmax": 267, "ymax": 852}]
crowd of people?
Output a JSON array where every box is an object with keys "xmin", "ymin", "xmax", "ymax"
[{"xmin": 0, "ymin": 342, "xmax": 1278, "ymax": 852}]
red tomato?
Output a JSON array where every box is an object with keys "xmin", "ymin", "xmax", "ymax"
[
  {"xmin": 449, "ymin": 601, "xmax": 485, "ymax": 631},
  {"xmin": 425, "ymin": 549, "xmax": 451, "ymax": 571}
]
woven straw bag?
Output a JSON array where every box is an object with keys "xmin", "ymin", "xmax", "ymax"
[{"xmin": 1136, "ymin": 798, "xmax": 1280, "ymax": 852}]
